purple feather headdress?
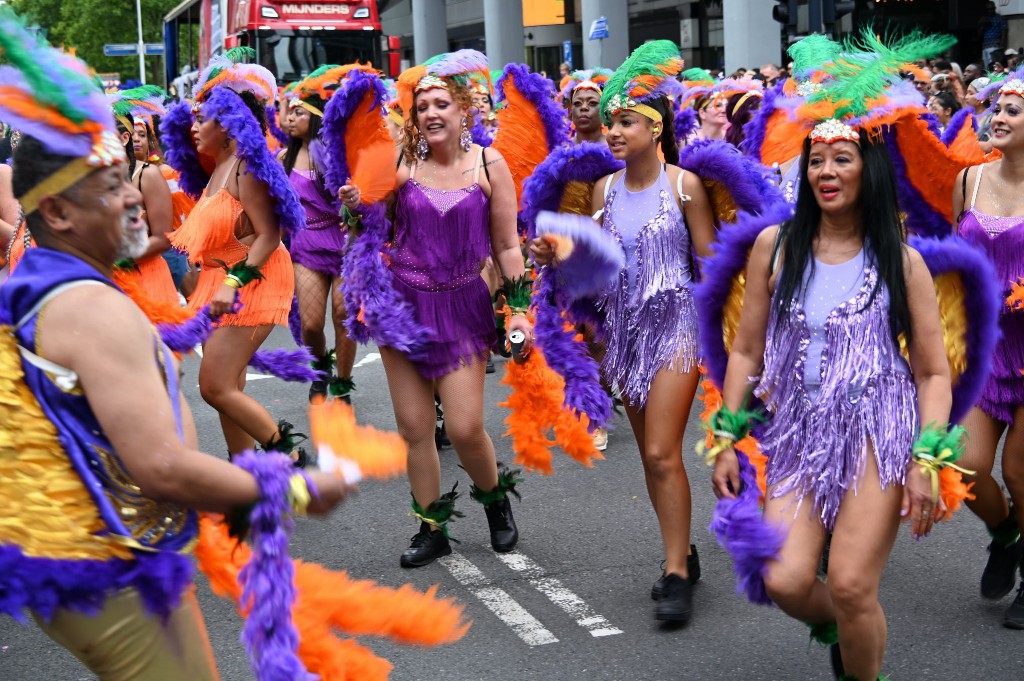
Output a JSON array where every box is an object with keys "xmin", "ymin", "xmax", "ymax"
[
  {"xmin": 200, "ymin": 87, "xmax": 306, "ymax": 234},
  {"xmin": 159, "ymin": 101, "xmax": 209, "ymax": 200},
  {"xmin": 320, "ymin": 68, "xmax": 389, "ymax": 198},
  {"xmin": 695, "ymin": 200, "xmax": 795, "ymax": 388},
  {"xmin": 909, "ymin": 235, "xmax": 1002, "ymax": 424},
  {"xmin": 741, "ymin": 79, "xmax": 788, "ymax": 163}
]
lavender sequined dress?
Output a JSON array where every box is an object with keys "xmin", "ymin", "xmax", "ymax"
[
  {"xmin": 756, "ymin": 250, "xmax": 917, "ymax": 530},
  {"xmin": 388, "ymin": 178, "xmax": 495, "ymax": 378},
  {"xmin": 600, "ymin": 170, "xmax": 700, "ymax": 408},
  {"xmin": 288, "ymin": 169, "xmax": 346, "ymax": 274},
  {"xmin": 957, "ymin": 166, "xmax": 1024, "ymax": 423}
]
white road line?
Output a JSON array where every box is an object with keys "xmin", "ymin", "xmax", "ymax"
[
  {"xmin": 491, "ymin": 549, "xmax": 623, "ymax": 638},
  {"xmin": 439, "ymin": 553, "xmax": 558, "ymax": 646},
  {"xmin": 352, "ymin": 351, "xmax": 381, "ymax": 370}
]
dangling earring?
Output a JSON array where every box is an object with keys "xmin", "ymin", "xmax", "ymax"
[
  {"xmin": 416, "ymin": 131, "xmax": 429, "ymax": 160},
  {"xmin": 460, "ymin": 117, "xmax": 472, "ymax": 152}
]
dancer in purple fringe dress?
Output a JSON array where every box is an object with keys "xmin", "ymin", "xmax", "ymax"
[
  {"xmin": 338, "ymin": 51, "xmax": 533, "ymax": 568},
  {"xmin": 533, "ymin": 40, "xmax": 717, "ymax": 624},
  {"xmin": 712, "ymin": 125, "xmax": 950, "ymax": 678},
  {"xmin": 282, "ymin": 70, "xmax": 357, "ymax": 404},
  {"xmin": 952, "ymin": 73, "xmax": 1024, "ymax": 627}
]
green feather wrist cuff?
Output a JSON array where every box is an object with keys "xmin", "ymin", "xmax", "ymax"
[
  {"xmin": 697, "ymin": 404, "xmax": 766, "ymax": 465},
  {"xmin": 911, "ymin": 422, "xmax": 972, "ymax": 501},
  {"xmin": 219, "ymin": 259, "xmax": 264, "ymax": 287}
]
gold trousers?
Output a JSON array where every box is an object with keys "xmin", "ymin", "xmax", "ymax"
[{"xmin": 33, "ymin": 585, "xmax": 220, "ymax": 681}]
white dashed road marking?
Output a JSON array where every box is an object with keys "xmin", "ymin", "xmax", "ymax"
[
  {"xmin": 439, "ymin": 553, "xmax": 559, "ymax": 646},
  {"xmin": 491, "ymin": 548, "xmax": 623, "ymax": 637}
]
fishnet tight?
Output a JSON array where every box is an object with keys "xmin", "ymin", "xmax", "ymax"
[
  {"xmin": 380, "ymin": 347, "xmax": 499, "ymax": 508},
  {"xmin": 294, "ymin": 263, "xmax": 355, "ymax": 376}
]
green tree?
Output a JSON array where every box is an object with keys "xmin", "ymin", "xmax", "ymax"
[{"xmin": 9, "ymin": 0, "xmax": 182, "ymax": 85}]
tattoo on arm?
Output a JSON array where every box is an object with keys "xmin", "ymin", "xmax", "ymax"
[{"xmin": 462, "ymin": 158, "xmax": 502, "ymax": 174}]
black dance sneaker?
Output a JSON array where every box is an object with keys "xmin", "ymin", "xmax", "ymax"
[
  {"xmin": 400, "ymin": 522, "xmax": 452, "ymax": 568},
  {"xmin": 830, "ymin": 642, "xmax": 845, "ymax": 679},
  {"xmin": 654, "ymin": 573, "xmax": 693, "ymax": 623},
  {"xmin": 652, "ymin": 546, "xmax": 700, "ymax": 600},
  {"xmin": 483, "ymin": 497, "xmax": 519, "ymax": 552},
  {"xmin": 1003, "ymin": 581, "xmax": 1024, "ymax": 629},
  {"xmin": 308, "ymin": 379, "xmax": 328, "ymax": 403},
  {"xmin": 982, "ymin": 511, "xmax": 1023, "ymax": 600}
]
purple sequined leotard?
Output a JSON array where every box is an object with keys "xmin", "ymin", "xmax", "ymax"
[
  {"xmin": 600, "ymin": 168, "xmax": 700, "ymax": 408},
  {"xmin": 756, "ymin": 249, "xmax": 916, "ymax": 530},
  {"xmin": 387, "ymin": 156, "xmax": 496, "ymax": 378},
  {"xmin": 957, "ymin": 164, "xmax": 1024, "ymax": 423},
  {"xmin": 288, "ymin": 169, "xmax": 346, "ymax": 274}
]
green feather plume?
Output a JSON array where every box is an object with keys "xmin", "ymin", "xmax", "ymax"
[
  {"xmin": 789, "ymin": 34, "xmax": 843, "ymax": 78},
  {"xmin": 224, "ymin": 46, "xmax": 256, "ymax": 64},
  {"xmin": 681, "ymin": 67, "xmax": 714, "ymax": 85},
  {"xmin": 601, "ymin": 39, "xmax": 683, "ymax": 114}
]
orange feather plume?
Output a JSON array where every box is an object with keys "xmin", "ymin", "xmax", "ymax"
[
  {"xmin": 938, "ymin": 467, "xmax": 976, "ymax": 519},
  {"xmin": 345, "ymin": 86, "xmax": 397, "ymax": 205},
  {"xmin": 308, "ymin": 398, "xmax": 407, "ymax": 480},
  {"xmin": 492, "ymin": 73, "xmax": 549, "ymax": 209}
]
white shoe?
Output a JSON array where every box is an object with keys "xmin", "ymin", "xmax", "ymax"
[{"xmin": 592, "ymin": 427, "xmax": 608, "ymax": 451}]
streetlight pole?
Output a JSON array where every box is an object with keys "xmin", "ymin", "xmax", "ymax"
[{"xmin": 135, "ymin": 0, "xmax": 146, "ymax": 84}]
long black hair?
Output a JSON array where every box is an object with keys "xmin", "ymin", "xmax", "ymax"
[
  {"xmin": 281, "ymin": 96, "xmax": 324, "ymax": 177},
  {"xmin": 648, "ymin": 96, "xmax": 679, "ymax": 165},
  {"xmin": 114, "ymin": 112, "xmax": 137, "ymax": 180},
  {"xmin": 772, "ymin": 133, "xmax": 911, "ymax": 345}
]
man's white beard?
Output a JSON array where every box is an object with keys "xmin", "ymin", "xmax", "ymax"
[{"xmin": 113, "ymin": 209, "xmax": 148, "ymax": 260}]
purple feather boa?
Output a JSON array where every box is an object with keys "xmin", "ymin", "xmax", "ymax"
[
  {"xmin": 709, "ymin": 449, "xmax": 785, "ymax": 605},
  {"xmin": 883, "ymin": 128, "xmax": 951, "ymax": 238},
  {"xmin": 320, "ymin": 69, "xmax": 388, "ymax": 199},
  {"xmin": 265, "ymin": 104, "xmax": 290, "ymax": 147},
  {"xmin": 248, "ymin": 347, "xmax": 324, "ymax": 382},
  {"xmin": 520, "ymin": 142, "xmax": 623, "ymax": 240},
  {"xmin": 695, "ymin": 201, "xmax": 795, "ymax": 388},
  {"xmin": 159, "ymin": 101, "xmax": 209, "ymax": 200},
  {"xmin": 678, "ymin": 139, "xmax": 784, "ymax": 217},
  {"xmin": 287, "ymin": 295, "xmax": 303, "ymax": 347},
  {"xmin": 495, "ymin": 63, "xmax": 571, "ymax": 154},
  {"xmin": 471, "ymin": 118, "xmax": 494, "ymax": 147},
  {"xmin": 910, "ymin": 235, "xmax": 1002, "ymax": 423},
  {"xmin": 200, "ymin": 88, "xmax": 306, "ymax": 234},
  {"xmin": 921, "ymin": 112, "xmax": 942, "ymax": 139},
  {"xmin": 231, "ymin": 453, "xmax": 316, "ymax": 681},
  {"xmin": 0, "ymin": 544, "xmax": 193, "ymax": 624},
  {"xmin": 533, "ymin": 268, "xmax": 612, "ymax": 429},
  {"xmin": 158, "ymin": 305, "xmax": 214, "ymax": 353},
  {"xmin": 940, "ymin": 107, "xmax": 975, "ymax": 148},
  {"xmin": 340, "ymin": 201, "xmax": 435, "ymax": 357}
]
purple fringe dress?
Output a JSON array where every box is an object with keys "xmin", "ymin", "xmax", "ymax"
[
  {"xmin": 287, "ymin": 169, "xmax": 346, "ymax": 275},
  {"xmin": 957, "ymin": 166, "xmax": 1024, "ymax": 423},
  {"xmin": 388, "ymin": 174, "xmax": 496, "ymax": 378},
  {"xmin": 756, "ymin": 251, "xmax": 917, "ymax": 530},
  {"xmin": 600, "ymin": 169, "xmax": 700, "ymax": 408}
]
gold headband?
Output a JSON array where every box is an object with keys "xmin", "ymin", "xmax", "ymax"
[
  {"xmin": 604, "ymin": 93, "xmax": 663, "ymax": 123},
  {"xmin": 809, "ymin": 118, "xmax": 861, "ymax": 145},
  {"xmin": 293, "ymin": 99, "xmax": 324, "ymax": 117},
  {"xmin": 387, "ymin": 107, "xmax": 404, "ymax": 126},
  {"xmin": 114, "ymin": 114, "xmax": 133, "ymax": 133},
  {"xmin": 19, "ymin": 129, "xmax": 125, "ymax": 214},
  {"xmin": 730, "ymin": 90, "xmax": 763, "ymax": 117},
  {"xmin": 415, "ymin": 74, "xmax": 449, "ymax": 94}
]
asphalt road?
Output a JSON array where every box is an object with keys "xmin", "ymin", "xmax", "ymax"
[{"xmin": 1, "ymin": 326, "xmax": 1021, "ymax": 681}]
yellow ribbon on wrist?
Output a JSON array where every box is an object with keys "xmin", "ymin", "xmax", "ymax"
[
  {"xmin": 696, "ymin": 434, "xmax": 736, "ymax": 466},
  {"xmin": 288, "ymin": 474, "xmax": 312, "ymax": 516},
  {"xmin": 911, "ymin": 448, "xmax": 974, "ymax": 502}
]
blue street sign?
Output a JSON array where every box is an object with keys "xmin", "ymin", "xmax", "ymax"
[
  {"xmin": 588, "ymin": 16, "xmax": 609, "ymax": 41},
  {"xmin": 562, "ymin": 40, "xmax": 573, "ymax": 70},
  {"xmin": 103, "ymin": 43, "xmax": 164, "ymax": 57}
]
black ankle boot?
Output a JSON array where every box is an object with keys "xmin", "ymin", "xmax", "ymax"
[
  {"xmin": 401, "ymin": 522, "xmax": 453, "ymax": 568},
  {"xmin": 471, "ymin": 464, "xmax": 523, "ymax": 553},
  {"xmin": 983, "ymin": 505, "xmax": 1023, "ymax": 600},
  {"xmin": 309, "ymin": 352, "xmax": 335, "ymax": 403}
]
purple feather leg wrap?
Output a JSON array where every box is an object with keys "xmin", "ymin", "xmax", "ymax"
[
  {"xmin": 339, "ymin": 202, "xmax": 435, "ymax": 357},
  {"xmin": 200, "ymin": 88, "xmax": 306, "ymax": 234},
  {"xmin": 709, "ymin": 449, "xmax": 785, "ymax": 605},
  {"xmin": 883, "ymin": 128, "xmax": 951, "ymax": 238},
  {"xmin": 910, "ymin": 235, "xmax": 1002, "ymax": 423},
  {"xmin": 495, "ymin": 63, "xmax": 571, "ymax": 154},
  {"xmin": 160, "ymin": 101, "xmax": 209, "ymax": 200},
  {"xmin": 231, "ymin": 453, "xmax": 315, "ymax": 681},
  {"xmin": 535, "ymin": 211, "xmax": 624, "ymax": 299},
  {"xmin": 320, "ymin": 69, "xmax": 388, "ymax": 199},
  {"xmin": 248, "ymin": 347, "xmax": 324, "ymax": 382},
  {"xmin": 158, "ymin": 305, "xmax": 214, "ymax": 353},
  {"xmin": 533, "ymin": 269, "xmax": 612, "ymax": 429},
  {"xmin": 695, "ymin": 201, "xmax": 795, "ymax": 387}
]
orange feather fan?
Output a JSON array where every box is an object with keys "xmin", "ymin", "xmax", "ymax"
[
  {"xmin": 345, "ymin": 85, "xmax": 397, "ymax": 205},
  {"xmin": 308, "ymin": 398, "xmax": 407, "ymax": 480},
  {"xmin": 492, "ymin": 72, "xmax": 551, "ymax": 208},
  {"xmin": 195, "ymin": 515, "xmax": 469, "ymax": 681}
]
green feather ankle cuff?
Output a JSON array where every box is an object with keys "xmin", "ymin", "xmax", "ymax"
[
  {"xmin": 411, "ymin": 483, "xmax": 464, "ymax": 540},
  {"xmin": 807, "ymin": 621, "xmax": 838, "ymax": 647},
  {"xmin": 470, "ymin": 464, "xmax": 524, "ymax": 506}
]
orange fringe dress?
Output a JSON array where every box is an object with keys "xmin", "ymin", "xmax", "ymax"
[
  {"xmin": 117, "ymin": 254, "xmax": 179, "ymax": 306},
  {"xmin": 170, "ymin": 188, "xmax": 293, "ymax": 327}
]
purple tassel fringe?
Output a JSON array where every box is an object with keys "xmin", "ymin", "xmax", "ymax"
[
  {"xmin": 159, "ymin": 101, "xmax": 209, "ymax": 200},
  {"xmin": 231, "ymin": 453, "xmax": 315, "ymax": 681},
  {"xmin": 0, "ymin": 545, "xmax": 193, "ymax": 624},
  {"xmin": 248, "ymin": 347, "xmax": 323, "ymax": 382},
  {"xmin": 708, "ymin": 449, "xmax": 785, "ymax": 605},
  {"xmin": 157, "ymin": 305, "xmax": 214, "ymax": 353},
  {"xmin": 910, "ymin": 235, "xmax": 1002, "ymax": 423}
]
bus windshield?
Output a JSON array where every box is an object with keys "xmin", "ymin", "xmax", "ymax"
[{"xmin": 253, "ymin": 29, "xmax": 380, "ymax": 85}]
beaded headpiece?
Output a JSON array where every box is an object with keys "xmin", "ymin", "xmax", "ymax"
[
  {"xmin": 998, "ymin": 78, "xmax": 1024, "ymax": 98},
  {"xmin": 601, "ymin": 40, "xmax": 684, "ymax": 123},
  {"xmin": 0, "ymin": 9, "xmax": 125, "ymax": 214},
  {"xmin": 396, "ymin": 49, "xmax": 491, "ymax": 122},
  {"xmin": 560, "ymin": 68, "xmax": 613, "ymax": 104},
  {"xmin": 809, "ymin": 118, "xmax": 861, "ymax": 144}
]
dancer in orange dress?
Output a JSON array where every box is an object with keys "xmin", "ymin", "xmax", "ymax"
[{"xmin": 163, "ymin": 49, "xmax": 307, "ymax": 461}]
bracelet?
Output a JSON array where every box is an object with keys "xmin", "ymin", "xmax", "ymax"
[
  {"xmin": 697, "ymin": 404, "xmax": 765, "ymax": 466},
  {"xmin": 911, "ymin": 422, "xmax": 972, "ymax": 502},
  {"xmin": 497, "ymin": 273, "xmax": 533, "ymax": 314},
  {"xmin": 214, "ymin": 259, "xmax": 264, "ymax": 288},
  {"xmin": 223, "ymin": 275, "xmax": 243, "ymax": 289},
  {"xmin": 114, "ymin": 257, "xmax": 137, "ymax": 271},
  {"xmin": 288, "ymin": 472, "xmax": 313, "ymax": 516}
]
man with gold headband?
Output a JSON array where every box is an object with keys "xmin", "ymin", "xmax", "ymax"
[{"xmin": 0, "ymin": 12, "xmax": 348, "ymax": 679}]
